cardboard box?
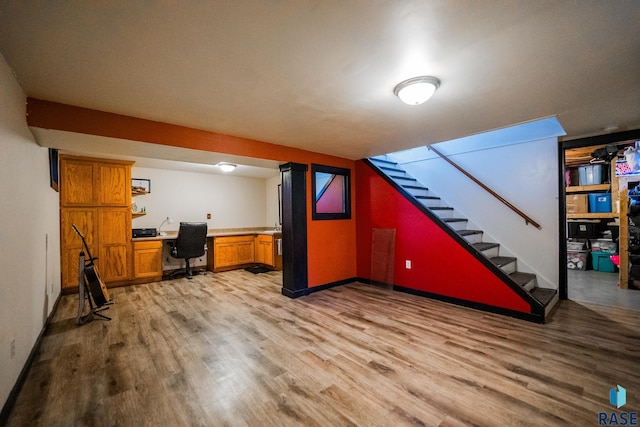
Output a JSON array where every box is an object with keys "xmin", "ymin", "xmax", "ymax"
[{"xmin": 566, "ymin": 194, "xmax": 588, "ymax": 213}]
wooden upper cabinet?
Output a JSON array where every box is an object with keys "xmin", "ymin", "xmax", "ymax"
[
  {"xmin": 60, "ymin": 158, "xmax": 96, "ymax": 206},
  {"xmin": 98, "ymin": 163, "xmax": 131, "ymax": 206},
  {"xmin": 60, "ymin": 155, "xmax": 133, "ymax": 207}
]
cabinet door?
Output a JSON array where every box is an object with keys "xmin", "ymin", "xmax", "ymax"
[
  {"xmin": 214, "ymin": 235, "xmax": 255, "ymax": 269},
  {"xmin": 98, "ymin": 163, "xmax": 130, "ymax": 206},
  {"xmin": 98, "ymin": 208, "xmax": 131, "ymax": 283},
  {"xmin": 133, "ymin": 241, "xmax": 163, "ymax": 279},
  {"xmin": 237, "ymin": 241, "xmax": 256, "ymax": 264},
  {"xmin": 255, "ymin": 239, "xmax": 265, "ymax": 264},
  {"xmin": 255, "ymin": 235, "xmax": 274, "ymax": 266},
  {"xmin": 60, "ymin": 208, "xmax": 96, "ymax": 290},
  {"xmin": 60, "ymin": 158, "xmax": 96, "ymax": 206},
  {"xmin": 214, "ymin": 241, "xmax": 239, "ymax": 268}
]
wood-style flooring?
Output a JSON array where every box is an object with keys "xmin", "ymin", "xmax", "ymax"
[{"xmin": 5, "ymin": 270, "xmax": 640, "ymax": 426}]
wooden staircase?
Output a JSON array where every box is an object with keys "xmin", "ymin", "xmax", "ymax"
[{"xmin": 368, "ymin": 156, "xmax": 558, "ymax": 315}]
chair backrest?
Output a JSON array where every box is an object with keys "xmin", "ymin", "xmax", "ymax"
[{"xmin": 174, "ymin": 222, "xmax": 207, "ymax": 259}]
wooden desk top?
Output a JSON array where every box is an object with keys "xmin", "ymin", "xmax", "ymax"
[{"xmin": 132, "ymin": 229, "xmax": 281, "ymax": 242}]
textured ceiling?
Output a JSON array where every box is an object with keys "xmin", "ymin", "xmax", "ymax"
[{"xmin": 1, "ymin": 1, "xmax": 639, "ymax": 163}]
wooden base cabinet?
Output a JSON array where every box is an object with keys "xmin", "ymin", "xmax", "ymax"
[
  {"xmin": 212, "ymin": 233, "xmax": 283, "ymax": 272},
  {"xmin": 61, "ymin": 208, "xmax": 97, "ymax": 290},
  {"xmin": 213, "ymin": 235, "xmax": 256, "ymax": 271},
  {"xmin": 98, "ymin": 208, "xmax": 131, "ymax": 283},
  {"xmin": 255, "ymin": 235, "xmax": 274, "ymax": 266},
  {"xmin": 133, "ymin": 240, "xmax": 163, "ymax": 281},
  {"xmin": 255, "ymin": 233, "xmax": 282, "ymax": 270}
]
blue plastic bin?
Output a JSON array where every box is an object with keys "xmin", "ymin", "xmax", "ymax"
[
  {"xmin": 588, "ymin": 193, "xmax": 612, "ymax": 213},
  {"xmin": 591, "ymin": 251, "xmax": 617, "ymax": 273}
]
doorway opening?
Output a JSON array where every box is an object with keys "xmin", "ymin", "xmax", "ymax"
[{"xmin": 560, "ymin": 129, "xmax": 640, "ymax": 310}]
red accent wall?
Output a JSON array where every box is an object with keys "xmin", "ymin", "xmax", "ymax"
[
  {"xmin": 355, "ymin": 160, "xmax": 531, "ymax": 313},
  {"xmin": 27, "ymin": 98, "xmax": 357, "ymax": 288}
]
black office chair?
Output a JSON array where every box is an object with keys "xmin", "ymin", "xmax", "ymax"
[{"xmin": 168, "ymin": 222, "xmax": 207, "ymax": 279}]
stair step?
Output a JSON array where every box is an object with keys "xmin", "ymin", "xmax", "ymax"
[
  {"xmin": 402, "ymin": 185, "xmax": 430, "ymax": 197},
  {"xmin": 402, "ymin": 184, "xmax": 428, "ymax": 191},
  {"xmin": 443, "ymin": 218, "xmax": 468, "ymax": 223},
  {"xmin": 530, "ymin": 287, "xmax": 557, "ymax": 307},
  {"xmin": 379, "ymin": 165, "xmax": 405, "ymax": 173},
  {"xmin": 472, "ymin": 242, "xmax": 500, "ymax": 258},
  {"xmin": 457, "ymin": 229, "xmax": 483, "ymax": 243},
  {"xmin": 472, "ymin": 242, "xmax": 500, "ymax": 251},
  {"xmin": 490, "ymin": 256, "xmax": 517, "ymax": 274},
  {"xmin": 416, "ymin": 195, "xmax": 441, "ymax": 207},
  {"xmin": 510, "ymin": 272, "xmax": 536, "ymax": 292},
  {"xmin": 369, "ymin": 157, "xmax": 397, "ymax": 166},
  {"xmin": 391, "ymin": 175, "xmax": 417, "ymax": 182},
  {"xmin": 430, "ymin": 206, "xmax": 454, "ymax": 218},
  {"xmin": 443, "ymin": 217, "xmax": 468, "ymax": 231}
]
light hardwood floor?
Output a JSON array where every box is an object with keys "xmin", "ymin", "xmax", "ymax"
[{"xmin": 6, "ymin": 270, "xmax": 640, "ymax": 426}]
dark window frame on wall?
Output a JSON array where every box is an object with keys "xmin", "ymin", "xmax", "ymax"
[
  {"xmin": 48, "ymin": 148, "xmax": 59, "ymax": 192},
  {"xmin": 311, "ymin": 163, "xmax": 351, "ymax": 220}
]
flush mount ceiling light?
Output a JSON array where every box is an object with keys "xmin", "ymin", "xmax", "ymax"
[
  {"xmin": 394, "ymin": 76, "xmax": 441, "ymax": 105},
  {"xmin": 217, "ymin": 162, "xmax": 236, "ymax": 172}
]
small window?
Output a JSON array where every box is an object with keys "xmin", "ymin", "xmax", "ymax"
[{"xmin": 311, "ymin": 164, "xmax": 351, "ymax": 220}]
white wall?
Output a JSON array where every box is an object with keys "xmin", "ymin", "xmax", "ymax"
[
  {"xmin": 392, "ymin": 137, "xmax": 559, "ymax": 289},
  {"xmin": 131, "ymin": 166, "xmax": 272, "ymax": 231},
  {"xmin": 265, "ymin": 174, "xmax": 282, "ymax": 229},
  {"xmin": 0, "ymin": 54, "xmax": 60, "ymax": 410},
  {"xmin": 131, "ymin": 166, "xmax": 280, "ymax": 269}
]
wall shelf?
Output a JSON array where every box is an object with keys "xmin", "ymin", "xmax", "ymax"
[
  {"xmin": 565, "ymin": 184, "xmax": 610, "ymax": 193},
  {"xmin": 567, "ymin": 212, "xmax": 617, "ymax": 219},
  {"xmin": 132, "ymin": 190, "xmax": 148, "ymax": 197},
  {"xmin": 132, "ymin": 211, "xmax": 146, "ymax": 218}
]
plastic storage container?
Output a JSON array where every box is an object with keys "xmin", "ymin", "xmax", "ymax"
[
  {"xmin": 590, "ymin": 239, "xmax": 617, "ymax": 253},
  {"xmin": 591, "ymin": 251, "xmax": 617, "ymax": 273},
  {"xmin": 578, "ymin": 164, "xmax": 603, "ymax": 185},
  {"xmin": 567, "ymin": 220, "xmax": 600, "ymax": 238},
  {"xmin": 567, "ymin": 250, "xmax": 589, "ymax": 270},
  {"xmin": 567, "ymin": 240, "xmax": 585, "ymax": 250},
  {"xmin": 588, "ymin": 193, "xmax": 612, "ymax": 213}
]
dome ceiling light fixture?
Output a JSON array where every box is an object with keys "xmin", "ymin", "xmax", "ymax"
[
  {"xmin": 393, "ymin": 76, "xmax": 441, "ymax": 105},
  {"xmin": 217, "ymin": 162, "xmax": 237, "ymax": 172}
]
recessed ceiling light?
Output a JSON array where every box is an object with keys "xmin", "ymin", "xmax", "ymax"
[
  {"xmin": 394, "ymin": 76, "xmax": 441, "ymax": 105},
  {"xmin": 217, "ymin": 162, "xmax": 236, "ymax": 172}
]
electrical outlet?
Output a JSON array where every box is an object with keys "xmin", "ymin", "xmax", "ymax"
[
  {"xmin": 405, "ymin": 260, "xmax": 412, "ymax": 269},
  {"xmin": 207, "ymin": 213, "xmax": 212, "ymax": 220},
  {"xmin": 10, "ymin": 338, "xmax": 15, "ymax": 358}
]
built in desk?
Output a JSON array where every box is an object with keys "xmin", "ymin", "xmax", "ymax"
[{"xmin": 131, "ymin": 229, "xmax": 282, "ymax": 283}]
